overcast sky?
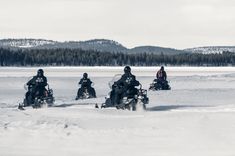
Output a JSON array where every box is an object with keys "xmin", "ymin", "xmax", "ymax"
[{"xmin": 0, "ymin": 0, "xmax": 235, "ymax": 49}]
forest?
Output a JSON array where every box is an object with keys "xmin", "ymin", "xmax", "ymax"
[{"xmin": 0, "ymin": 48, "xmax": 235, "ymax": 66}]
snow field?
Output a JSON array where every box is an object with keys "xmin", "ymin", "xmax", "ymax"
[{"xmin": 1, "ymin": 67, "xmax": 235, "ymax": 156}]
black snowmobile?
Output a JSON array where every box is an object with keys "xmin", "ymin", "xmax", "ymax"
[
  {"xmin": 149, "ymin": 79, "xmax": 171, "ymax": 91},
  {"xmin": 18, "ymin": 81, "xmax": 54, "ymax": 110},
  {"xmin": 101, "ymin": 74, "xmax": 149, "ymax": 111},
  {"xmin": 75, "ymin": 83, "xmax": 96, "ymax": 100}
]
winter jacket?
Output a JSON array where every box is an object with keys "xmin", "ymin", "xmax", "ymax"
[
  {"xmin": 79, "ymin": 78, "xmax": 92, "ymax": 88},
  {"xmin": 116, "ymin": 73, "xmax": 140, "ymax": 90},
  {"xmin": 27, "ymin": 76, "xmax": 47, "ymax": 87},
  {"xmin": 156, "ymin": 70, "xmax": 167, "ymax": 81}
]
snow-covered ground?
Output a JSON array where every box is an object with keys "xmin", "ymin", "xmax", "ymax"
[{"xmin": 1, "ymin": 67, "xmax": 235, "ymax": 156}]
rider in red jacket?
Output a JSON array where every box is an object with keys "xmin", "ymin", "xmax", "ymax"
[{"xmin": 156, "ymin": 66, "xmax": 167, "ymax": 81}]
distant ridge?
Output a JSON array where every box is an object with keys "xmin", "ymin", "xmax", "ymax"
[
  {"xmin": 1, "ymin": 38, "xmax": 235, "ymax": 55},
  {"xmin": 184, "ymin": 46, "xmax": 235, "ymax": 54},
  {"xmin": 0, "ymin": 38, "xmax": 187, "ymax": 55},
  {"xmin": 129, "ymin": 46, "xmax": 184, "ymax": 55},
  {"xmin": 0, "ymin": 38, "xmax": 57, "ymax": 48}
]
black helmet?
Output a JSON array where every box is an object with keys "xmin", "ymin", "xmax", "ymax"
[
  {"xmin": 124, "ymin": 66, "xmax": 131, "ymax": 74},
  {"xmin": 160, "ymin": 66, "xmax": 164, "ymax": 70},
  {"xmin": 37, "ymin": 69, "xmax": 44, "ymax": 76},
  {"xmin": 83, "ymin": 73, "xmax": 88, "ymax": 79}
]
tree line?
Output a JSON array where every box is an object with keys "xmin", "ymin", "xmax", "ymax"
[{"xmin": 1, "ymin": 48, "xmax": 235, "ymax": 66}]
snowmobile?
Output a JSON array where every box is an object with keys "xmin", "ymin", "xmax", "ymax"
[
  {"xmin": 149, "ymin": 79, "xmax": 171, "ymax": 91},
  {"xmin": 101, "ymin": 74, "xmax": 149, "ymax": 111},
  {"xmin": 75, "ymin": 83, "xmax": 96, "ymax": 100},
  {"xmin": 18, "ymin": 82, "xmax": 54, "ymax": 110}
]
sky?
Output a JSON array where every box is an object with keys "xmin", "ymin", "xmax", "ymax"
[{"xmin": 0, "ymin": 0, "xmax": 235, "ymax": 49}]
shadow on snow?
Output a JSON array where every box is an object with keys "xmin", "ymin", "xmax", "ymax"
[
  {"xmin": 146, "ymin": 105, "xmax": 211, "ymax": 111},
  {"xmin": 54, "ymin": 102, "xmax": 97, "ymax": 108}
]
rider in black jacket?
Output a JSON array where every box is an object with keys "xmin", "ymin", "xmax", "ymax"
[
  {"xmin": 111, "ymin": 66, "xmax": 140, "ymax": 105},
  {"xmin": 76, "ymin": 73, "xmax": 96, "ymax": 100},
  {"xmin": 25, "ymin": 69, "xmax": 47, "ymax": 105}
]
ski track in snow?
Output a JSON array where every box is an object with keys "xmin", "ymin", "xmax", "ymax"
[{"xmin": 1, "ymin": 67, "xmax": 235, "ymax": 156}]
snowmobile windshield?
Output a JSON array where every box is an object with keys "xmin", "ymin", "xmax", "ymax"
[{"xmin": 108, "ymin": 74, "xmax": 122, "ymax": 89}]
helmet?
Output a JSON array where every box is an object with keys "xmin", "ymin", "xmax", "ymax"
[
  {"xmin": 160, "ymin": 66, "xmax": 164, "ymax": 70},
  {"xmin": 37, "ymin": 69, "xmax": 44, "ymax": 76},
  {"xmin": 124, "ymin": 66, "xmax": 131, "ymax": 74},
  {"xmin": 83, "ymin": 73, "xmax": 88, "ymax": 79}
]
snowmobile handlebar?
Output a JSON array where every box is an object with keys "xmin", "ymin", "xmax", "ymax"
[
  {"xmin": 24, "ymin": 83, "xmax": 50, "ymax": 91},
  {"xmin": 78, "ymin": 82, "xmax": 95, "ymax": 87}
]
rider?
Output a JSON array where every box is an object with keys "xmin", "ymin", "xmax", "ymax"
[
  {"xmin": 25, "ymin": 69, "xmax": 47, "ymax": 105},
  {"xmin": 76, "ymin": 73, "xmax": 96, "ymax": 99},
  {"xmin": 111, "ymin": 66, "xmax": 140, "ymax": 105},
  {"xmin": 156, "ymin": 66, "xmax": 167, "ymax": 84}
]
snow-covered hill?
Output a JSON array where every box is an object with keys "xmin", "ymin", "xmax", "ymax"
[
  {"xmin": 2, "ymin": 38, "xmax": 235, "ymax": 55},
  {"xmin": 0, "ymin": 38, "xmax": 187, "ymax": 54},
  {"xmin": 130, "ymin": 46, "xmax": 185, "ymax": 55},
  {"xmin": 0, "ymin": 39, "xmax": 57, "ymax": 48},
  {"xmin": 184, "ymin": 46, "xmax": 235, "ymax": 54},
  {"xmin": 39, "ymin": 39, "xmax": 128, "ymax": 53}
]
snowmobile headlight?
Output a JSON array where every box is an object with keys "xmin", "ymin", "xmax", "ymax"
[{"xmin": 138, "ymin": 95, "xmax": 144, "ymax": 100}]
